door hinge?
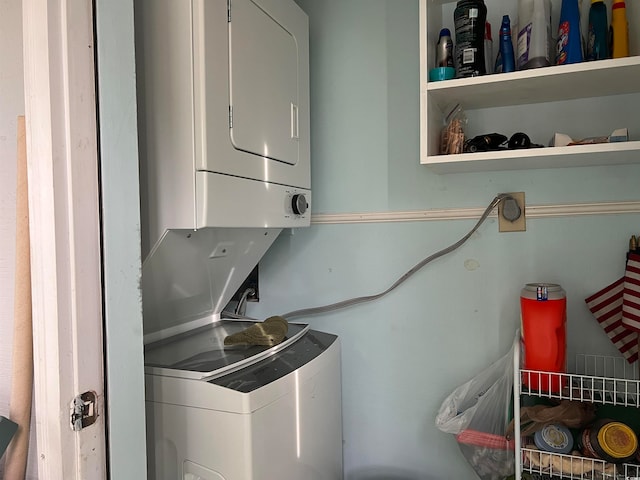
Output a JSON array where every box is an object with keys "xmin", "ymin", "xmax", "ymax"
[
  {"xmin": 229, "ymin": 106, "xmax": 233, "ymax": 129},
  {"xmin": 70, "ymin": 391, "xmax": 98, "ymax": 431}
]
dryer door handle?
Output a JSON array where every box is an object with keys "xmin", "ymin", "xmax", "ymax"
[{"xmin": 291, "ymin": 102, "xmax": 299, "ymax": 139}]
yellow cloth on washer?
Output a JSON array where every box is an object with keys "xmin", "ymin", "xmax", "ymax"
[{"xmin": 223, "ymin": 316, "xmax": 288, "ymax": 347}]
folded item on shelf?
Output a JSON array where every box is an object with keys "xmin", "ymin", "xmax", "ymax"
[
  {"xmin": 523, "ymin": 446, "xmax": 618, "ymax": 477},
  {"xmin": 551, "ymin": 128, "xmax": 629, "ymax": 147},
  {"xmin": 505, "ymin": 400, "xmax": 596, "ymax": 439}
]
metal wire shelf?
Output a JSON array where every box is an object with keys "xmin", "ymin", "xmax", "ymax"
[
  {"xmin": 514, "ymin": 338, "xmax": 640, "ymax": 480},
  {"xmin": 521, "ymin": 447, "xmax": 640, "ymax": 480},
  {"xmin": 520, "ymin": 354, "xmax": 640, "ymax": 407}
]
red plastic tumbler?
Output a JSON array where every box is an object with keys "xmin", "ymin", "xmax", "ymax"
[{"xmin": 520, "ymin": 283, "xmax": 567, "ymax": 393}]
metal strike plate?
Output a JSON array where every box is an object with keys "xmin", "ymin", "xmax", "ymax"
[{"xmin": 70, "ymin": 391, "xmax": 97, "ymax": 431}]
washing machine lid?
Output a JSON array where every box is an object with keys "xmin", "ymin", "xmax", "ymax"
[
  {"xmin": 144, "ymin": 319, "xmax": 310, "ymax": 380},
  {"xmin": 142, "ymin": 227, "xmax": 283, "ymax": 345}
]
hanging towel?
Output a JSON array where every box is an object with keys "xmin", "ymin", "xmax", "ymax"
[
  {"xmin": 585, "ymin": 277, "xmax": 638, "ymax": 363},
  {"xmin": 622, "ymin": 253, "xmax": 640, "ymax": 332}
]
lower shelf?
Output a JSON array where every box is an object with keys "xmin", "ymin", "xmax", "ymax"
[
  {"xmin": 422, "ymin": 141, "xmax": 640, "ymax": 174},
  {"xmin": 522, "ymin": 447, "xmax": 640, "ymax": 480}
]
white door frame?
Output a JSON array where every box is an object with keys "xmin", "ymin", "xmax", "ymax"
[{"xmin": 22, "ymin": 0, "xmax": 107, "ymax": 478}]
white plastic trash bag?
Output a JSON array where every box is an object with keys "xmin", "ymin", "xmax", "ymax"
[{"xmin": 435, "ymin": 340, "xmax": 515, "ymax": 480}]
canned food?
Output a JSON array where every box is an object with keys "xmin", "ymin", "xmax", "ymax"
[
  {"xmin": 580, "ymin": 419, "xmax": 638, "ymax": 464},
  {"xmin": 580, "ymin": 426, "xmax": 600, "ymax": 459},
  {"xmin": 534, "ymin": 423, "xmax": 574, "ymax": 454}
]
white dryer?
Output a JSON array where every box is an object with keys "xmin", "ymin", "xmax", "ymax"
[{"xmin": 135, "ymin": 0, "xmax": 311, "ymax": 258}]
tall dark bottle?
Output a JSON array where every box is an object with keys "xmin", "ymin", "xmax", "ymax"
[
  {"xmin": 454, "ymin": 0, "xmax": 488, "ymax": 77},
  {"xmin": 587, "ymin": 0, "xmax": 609, "ymax": 60}
]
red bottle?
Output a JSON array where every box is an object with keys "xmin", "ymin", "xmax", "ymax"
[{"xmin": 521, "ymin": 283, "xmax": 567, "ymax": 393}]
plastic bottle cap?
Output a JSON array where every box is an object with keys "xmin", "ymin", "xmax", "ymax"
[
  {"xmin": 429, "ymin": 67, "xmax": 456, "ymax": 82},
  {"xmin": 597, "ymin": 422, "xmax": 638, "ymax": 458},
  {"xmin": 439, "ymin": 28, "xmax": 451, "ymax": 37},
  {"xmin": 613, "ymin": 2, "xmax": 626, "ymax": 9},
  {"xmin": 485, "ymin": 22, "xmax": 492, "ymax": 41}
]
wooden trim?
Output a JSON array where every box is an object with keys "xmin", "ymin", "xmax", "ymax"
[
  {"xmin": 311, "ymin": 201, "xmax": 640, "ymax": 225},
  {"xmin": 94, "ymin": 0, "xmax": 148, "ymax": 476},
  {"xmin": 22, "ymin": 0, "xmax": 106, "ymax": 478}
]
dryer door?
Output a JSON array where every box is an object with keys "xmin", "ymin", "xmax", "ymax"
[
  {"xmin": 229, "ymin": 0, "xmax": 300, "ymax": 166},
  {"xmin": 193, "ymin": 0, "xmax": 309, "ymax": 190}
]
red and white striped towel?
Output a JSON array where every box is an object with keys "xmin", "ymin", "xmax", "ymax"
[
  {"xmin": 585, "ymin": 277, "xmax": 638, "ymax": 364},
  {"xmin": 622, "ymin": 253, "xmax": 640, "ymax": 333}
]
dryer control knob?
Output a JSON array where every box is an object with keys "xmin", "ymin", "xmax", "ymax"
[{"xmin": 291, "ymin": 194, "xmax": 308, "ymax": 215}]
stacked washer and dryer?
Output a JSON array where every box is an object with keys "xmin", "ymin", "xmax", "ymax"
[{"xmin": 135, "ymin": 0, "xmax": 343, "ymax": 479}]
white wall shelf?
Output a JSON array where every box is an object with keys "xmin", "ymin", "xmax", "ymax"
[
  {"xmin": 424, "ymin": 141, "xmax": 640, "ymax": 174},
  {"xmin": 426, "ymin": 57, "xmax": 640, "ymax": 111},
  {"xmin": 419, "ymin": 0, "xmax": 640, "ymax": 174}
]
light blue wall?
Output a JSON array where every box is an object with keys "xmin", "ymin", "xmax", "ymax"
[{"xmin": 246, "ymin": 1, "xmax": 640, "ymax": 478}]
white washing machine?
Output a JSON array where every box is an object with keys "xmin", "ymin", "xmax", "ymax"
[
  {"xmin": 144, "ymin": 319, "xmax": 343, "ymax": 480},
  {"xmin": 140, "ymin": 229, "xmax": 344, "ymax": 480}
]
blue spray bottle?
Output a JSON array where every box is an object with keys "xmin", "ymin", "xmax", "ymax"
[
  {"xmin": 494, "ymin": 15, "xmax": 516, "ymax": 73},
  {"xmin": 556, "ymin": 0, "xmax": 584, "ymax": 65}
]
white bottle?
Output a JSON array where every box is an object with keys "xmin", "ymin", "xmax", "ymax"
[{"xmin": 517, "ymin": 0, "xmax": 552, "ymax": 69}]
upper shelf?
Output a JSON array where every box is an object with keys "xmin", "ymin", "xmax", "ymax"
[
  {"xmin": 426, "ymin": 56, "xmax": 640, "ymax": 111},
  {"xmin": 519, "ymin": 352, "xmax": 640, "ymax": 408}
]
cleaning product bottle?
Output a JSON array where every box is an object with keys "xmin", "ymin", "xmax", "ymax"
[
  {"xmin": 517, "ymin": 0, "xmax": 552, "ymax": 69},
  {"xmin": 587, "ymin": 0, "xmax": 609, "ymax": 60},
  {"xmin": 453, "ymin": 0, "xmax": 488, "ymax": 77},
  {"xmin": 495, "ymin": 15, "xmax": 516, "ymax": 73},
  {"xmin": 484, "ymin": 22, "xmax": 493, "ymax": 74},
  {"xmin": 435, "ymin": 28, "xmax": 455, "ymax": 68},
  {"xmin": 556, "ymin": 0, "xmax": 583, "ymax": 65},
  {"xmin": 610, "ymin": 2, "xmax": 630, "ymax": 58}
]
